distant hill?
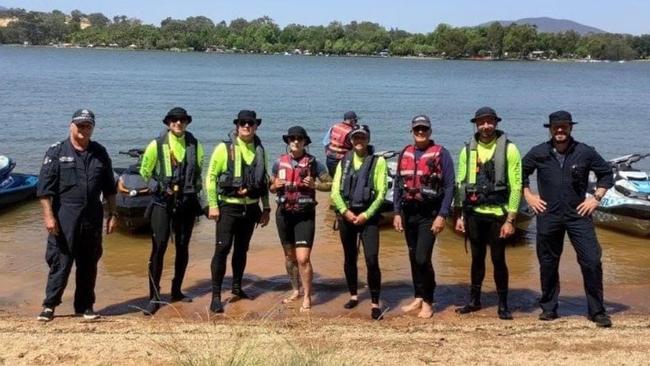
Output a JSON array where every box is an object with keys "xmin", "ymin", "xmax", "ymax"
[
  {"xmin": 479, "ymin": 17, "xmax": 607, "ymax": 34},
  {"xmin": 0, "ymin": 6, "xmax": 7, "ymax": 11}
]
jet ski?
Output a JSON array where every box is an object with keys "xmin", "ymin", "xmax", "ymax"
[
  {"xmin": 0, "ymin": 155, "xmax": 38, "ymax": 209},
  {"xmin": 113, "ymin": 149, "xmax": 157, "ymax": 232},
  {"xmin": 378, "ymin": 150, "xmax": 398, "ymax": 217},
  {"xmin": 588, "ymin": 153, "xmax": 650, "ymax": 236}
]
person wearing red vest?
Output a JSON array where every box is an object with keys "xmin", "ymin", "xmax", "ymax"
[
  {"xmin": 324, "ymin": 111, "xmax": 358, "ymax": 176},
  {"xmin": 393, "ymin": 115, "xmax": 456, "ymax": 318},
  {"xmin": 270, "ymin": 126, "xmax": 331, "ymax": 311}
]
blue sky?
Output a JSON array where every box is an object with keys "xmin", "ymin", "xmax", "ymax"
[{"xmin": 2, "ymin": 0, "xmax": 648, "ymax": 35}]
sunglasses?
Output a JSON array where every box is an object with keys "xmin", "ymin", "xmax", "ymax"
[
  {"xmin": 237, "ymin": 120, "xmax": 256, "ymax": 127},
  {"xmin": 169, "ymin": 118, "xmax": 188, "ymax": 124},
  {"xmin": 288, "ymin": 135, "xmax": 304, "ymax": 142},
  {"xmin": 412, "ymin": 126, "xmax": 430, "ymax": 133}
]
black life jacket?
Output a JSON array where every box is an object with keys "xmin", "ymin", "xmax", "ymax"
[
  {"xmin": 340, "ymin": 146, "xmax": 378, "ymax": 210},
  {"xmin": 154, "ymin": 130, "xmax": 200, "ymax": 195},
  {"xmin": 460, "ymin": 131, "xmax": 509, "ymax": 208},
  {"xmin": 217, "ymin": 132, "xmax": 268, "ymax": 199}
]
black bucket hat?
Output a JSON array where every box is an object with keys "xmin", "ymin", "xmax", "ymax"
[
  {"xmin": 163, "ymin": 107, "xmax": 192, "ymax": 125},
  {"xmin": 71, "ymin": 109, "xmax": 95, "ymax": 125},
  {"xmin": 471, "ymin": 106, "xmax": 502, "ymax": 123},
  {"xmin": 544, "ymin": 110, "xmax": 578, "ymax": 128},
  {"xmin": 282, "ymin": 126, "xmax": 312, "ymax": 145},
  {"xmin": 233, "ymin": 110, "xmax": 262, "ymax": 125}
]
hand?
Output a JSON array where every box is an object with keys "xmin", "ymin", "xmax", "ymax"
[
  {"xmin": 106, "ymin": 215, "xmax": 118, "ymax": 235},
  {"xmin": 577, "ymin": 197, "xmax": 600, "ymax": 216},
  {"xmin": 259, "ymin": 209, "xmax": 270, "ymax": 227},
  {"xmin": 393, "ymin": 215, "xmax": 403, "ymax": 232},
  {"xmin": 524, "ymin": 191, "xmax": 547, "ymax": 214},
  {"xmin": 499, "ymin": 222, "xmax": 515, "ymax": 239},
  {"xmin": 272, "ymin": 178, "xmax": 286, "ymax": 191},
  {"xmin": 343, "ymin": 210, "xmax": 357, "ymax": 223},
  {"xmin": 353, "ymin": 213, "xmax": 368, "ymax": 226},
  {"xmin": 208, "ymin": 207, "xmax": 220, "ymax": 221},
  {"xmin": 301, "ymin": 176, "xmax": 315, "ymax": 189},
  {"xmin": 454, "ymin": 217, "xmax": 465, "ymax": 234},
  {"xmin": 431, "ymin": 216, "xmax": 445, "ymax": 234},
  {"xmin": 44, "ymin": 215, "xmax": 59, "ymax": 236}
]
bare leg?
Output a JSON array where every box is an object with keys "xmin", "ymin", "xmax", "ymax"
[
  {"xmin": 296, "ymin": 246, "xmax": 313, "ymax": 310},
  {"xmin": 281, "ymin": 244, "xmax": 301, "ymax": 303}
]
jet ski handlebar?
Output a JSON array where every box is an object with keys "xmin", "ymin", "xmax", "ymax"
[{"xmin": 119, "ymin": 149, "xmax": 145, "ymax": 159}]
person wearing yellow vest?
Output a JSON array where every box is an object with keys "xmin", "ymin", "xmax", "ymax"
[
  {"xmin": 139, "ymin": 107, "xmax": 205, "ymax": 316},
  {"xmin": 206, "ymin": 110, "xmax": 271, "ymax": 314},
  {"xmin": 270, "ymin": 126, "xmax": 332, "ymax": 312},
  {"xmin": 454, "ymin": 107, "xmax": 522, "ymax": 320},
  {"xmin": 331, "ymin": 124, "xmax": 388, "ymax": 320}
]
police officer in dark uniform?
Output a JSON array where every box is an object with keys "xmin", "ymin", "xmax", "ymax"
[
  {"xmin": 523, "ymin": 111, "xmax": 614, "ymax": 328},
  {"xmin": 36, "ymin": 109, "xmax": 117, "ymax": 322}
]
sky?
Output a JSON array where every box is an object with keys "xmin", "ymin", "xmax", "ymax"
[{"xmin": 1, "ymin": 0, "xmax": 648, "ymax": 35}]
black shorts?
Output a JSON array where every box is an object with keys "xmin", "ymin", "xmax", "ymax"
[{"xmin": 276, "ymin": 209, "xmax": 316, "ymax": 248}]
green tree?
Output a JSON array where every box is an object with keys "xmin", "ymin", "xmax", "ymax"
[{"xmin": 503, "ymin": 24, "xmax": 537, "ymax": 58}]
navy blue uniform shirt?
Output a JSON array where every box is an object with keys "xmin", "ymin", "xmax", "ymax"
[
  {"xmin": 37, "ymin": 139, "xmax": 116, "ymax": 246},
  {"xmin": 522, "ymin": 138, "xmax": 613, "ymax": 215}
]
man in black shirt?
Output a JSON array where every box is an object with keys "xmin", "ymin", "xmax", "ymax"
[
  {"xmin": 522, "ymin": 111, "xmax": 613, "ymax": 328},
  {"xmin": 36, "ymin": 109, "xmax": 117, "ymax": 321}
]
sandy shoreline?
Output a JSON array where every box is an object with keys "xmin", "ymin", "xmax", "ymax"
[
  {"xmin": 2, "ymin": 191, "xmax": 650, "ymax": 364},
  {"xmin": 1, "ymin": 313, "xmax": 649, "ymax": 365}
]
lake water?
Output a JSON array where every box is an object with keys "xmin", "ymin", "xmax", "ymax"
[{"xmin": 1, "ymin": 46, "xmax": 649, "ymax": 173}]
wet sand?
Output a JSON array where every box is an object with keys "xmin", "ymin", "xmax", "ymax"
[{"xmin": 1, "ymin": 191, "xmax": 649, "ymax": 321}]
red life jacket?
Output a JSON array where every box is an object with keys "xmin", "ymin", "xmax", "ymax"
[
  {"xmin": 325, "ymin": 121, "xmax": 354, "ymax": 160},
  {"xmin": 398, "ymin": 142, "xmax": 443, "ymax": 202},
  {"xmin": 276, "ymin": 153, "xmax": 317, "ymax": 212}
]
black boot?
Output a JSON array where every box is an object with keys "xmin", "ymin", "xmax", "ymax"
[
  {"xmin": 171, "ymin": 280, "xmax": 192, "ymax": 303},
  {"xmin": 456, "ymin": 285, "xmax": 482, "ymax": 314},
  {"xmin": 497, "ymin": 291, "xmax": 513, "ymax": 320},
  {"xmin": 210, "ymin": 296, "xmax": 224, "ymax": 313},
  {"xmin": 231, "ymin": 285, "xmax": 252, "ymax": 301}
]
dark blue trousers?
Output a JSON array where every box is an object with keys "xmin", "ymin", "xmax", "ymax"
[
  {"xmin": 43, "ymin": 221, "xmax": 103, "ymax": 312},
  {"xmin": 536, "ymin": 212, "xmax": 605, "ymax": 317}
]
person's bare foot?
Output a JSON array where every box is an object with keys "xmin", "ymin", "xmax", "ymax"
[
  {"xmin": 417, "ymin": 301, "xmax": 434, "ymax": 318},
  {"xmin": 282, "ymin": 290, "xmax": 300, "ymax": 304},
  {"xmin": 300, "ymin": 295, "xmax": 311, "ymax": 312},
  {"xmin": 401, "ymin": 298, "xmax": 423, "ymax": 312}
]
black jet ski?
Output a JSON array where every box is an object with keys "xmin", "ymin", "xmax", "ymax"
[
  {"xmin": 113, "ymin": 149, "xmax": 157, "ymax": 232},
  {"xmin": 0, "ymin": 155, "xmax": 38, "ymax": 209},
  {"xmin": 589, "ymin": 153, "xmax": 650, "ymax": 236}
]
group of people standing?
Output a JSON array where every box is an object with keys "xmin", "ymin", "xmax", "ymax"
[{"xmin": 35, "ymin": 106, "xmax": 614, "ymax": 328}]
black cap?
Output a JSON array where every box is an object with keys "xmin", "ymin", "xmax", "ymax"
[
  {"xmin": 282, "ymin": 126, "xmax": 312, "ymax": 145},
  {"xmin": 411, "ymin": 114, "xmax": 431, "ymax": 129},
  {"xmin": 343, "ymin": 111, "xmax": 358, "ymax": 121},
  {"xmin": 163, "ymin": 107, "xmax": 192, "ymax": 125},
  {"xmin": 348, "ymin": 124, "xmax": 370, "ymax": 141},
  {"xmin": 545, "ymin": 110, "xmax": 577, "ymax": 128},
  {"xmin": 233, "ymin": 110, "xmax": 262, "ymax": 125},
  {"xmin": 471, "ymin": 106, "xmax": 502, "ymax": 123},
  {"xmin": 71, "ymin": 109, "xmax": 95, "ymax": 125}
]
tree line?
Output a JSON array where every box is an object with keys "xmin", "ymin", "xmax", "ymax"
[{"xmin": 1, "ymin": 8, "xmax": 649, "ymax": 60}]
